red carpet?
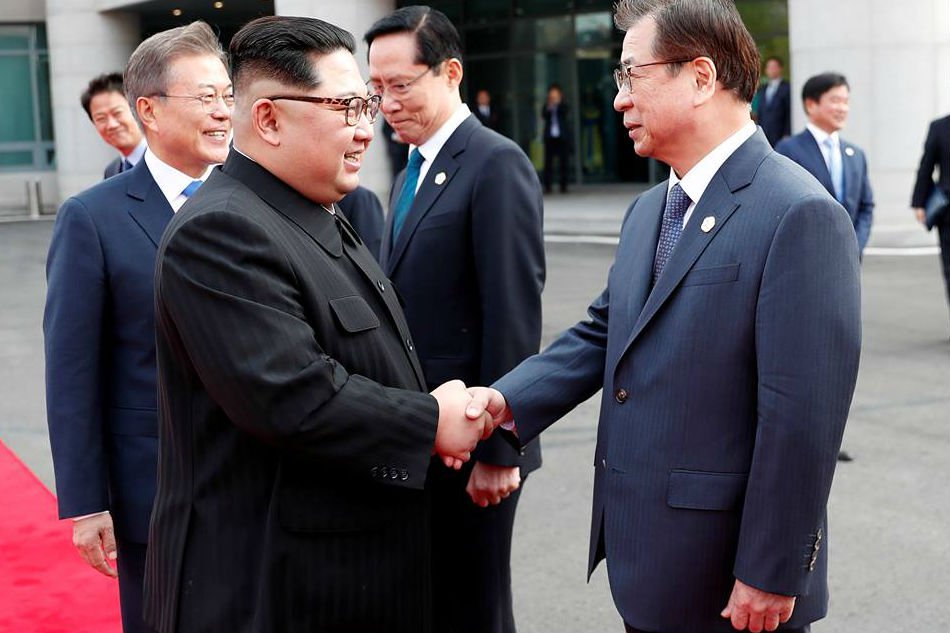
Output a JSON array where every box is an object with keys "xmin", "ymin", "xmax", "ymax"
[{"xmin": 0, "ymin": 439, "xmax": 122, "ymax": 633}]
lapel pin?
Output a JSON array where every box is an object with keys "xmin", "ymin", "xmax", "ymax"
[
  {"xmin": 844, "ymin": 147, "xmax": 855, "ymax": 157},
  {"xmin": 701, "ymin": 216, "xmax": 716, "ymax": 233},
  {"xmin": 434, "ymin": 172, "xmax": 447, "ymax": 185}
]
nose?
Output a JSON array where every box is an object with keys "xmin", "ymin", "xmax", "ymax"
[
  {"xmin": 355, "ymin": 114, "xmax": 374, "ymax": 142},
  {"xmin": 381, "ymin": 94, "xmax": 402, "ymax": 115},
  {"xmin": 613, "ymin": 88, "xmax": 632, "ymax": 113}
]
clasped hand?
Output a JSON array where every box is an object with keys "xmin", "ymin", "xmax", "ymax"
[{"xmin": 430, "ymin": 381, "xmax": 512, "ymax": 470}]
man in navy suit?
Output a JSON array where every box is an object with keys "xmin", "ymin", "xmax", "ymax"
[
  {"xmin": 80, "ymin": 72, "xmax": 146, "ymax": 179},
  {"xmin": 468, "ymin": 1, "xmax": 861, "ymax": 631},
  {"xmin": 754, "ymin": 56, "xmax": 791, "ymax": 147},
  {"xmin": 775, "ymin": 72, "xmax": 875, "ymax": 256},
  {"xmin": 367, "ymin": 7, "xmax": 545, "ymax": 633},
  {"xmin": 44, "ymin": 22, "xmax": 232, "ymax": 633}
]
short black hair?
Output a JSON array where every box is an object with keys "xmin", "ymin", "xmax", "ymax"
[
  {"xmin": 364, "ymin": 5, "xmax": 463, "ymax": 72},
  {"xmin": 229, "ymin": 15, "xmax": 355, "ymax": 95},
  {"xmin": 801, "ymin": 72, "xmax": 849, "ymax": 105},
  {"xmin": 80, "ymin": 72, "xmax": 125, "ymax": 120},
  {"xmin": 765, "ymin": 55, "xmax": 784, "ymax": 67}
]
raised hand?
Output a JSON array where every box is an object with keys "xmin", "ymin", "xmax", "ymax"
[
  {"xmin": 720, "ymin": 578, "xmax": 796, "ymax": 632},
  {"xmin": 431, "ymin": 380, "xmax": 493, "ymax": 470},
  {"xmin": 464, "ymin": 386, "xmax": 512, "ymax": 429}
]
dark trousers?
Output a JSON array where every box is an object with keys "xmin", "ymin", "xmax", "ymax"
[
  {"xmin": 117, "ymin": 539, "xmax": 153, "ymax": 633},
  {"xmin": 936, "ymin": 210, "xmax": 950, "ymax": 321},
  {"xmin": 429, "ymin": 459, "xmax": 525, "ymax": 633},
  {"xmin": 543, "ymin": 137, "xmax": 569, "ymax": 192},
  {"xmin": 625, "ymin": 625, "xmax": 810, "ymax": 633}
]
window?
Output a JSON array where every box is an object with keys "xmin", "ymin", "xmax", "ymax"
[{"xmin": 0, "ymin": 24, "xmax": 55, "ymax": 171}]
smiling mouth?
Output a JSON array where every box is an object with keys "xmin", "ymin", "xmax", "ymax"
[
  {"xmin": 204, "ymin": 130, "xmax": 227, "ymax": 139},
  {"xmin": 344, "ymin": 151, "xmax": 362, "ymax": 163}
]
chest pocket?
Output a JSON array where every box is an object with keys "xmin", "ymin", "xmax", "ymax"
[
  {"xmin": 681, "ymin": 263, "xmax": 740, "ymax": 287},
  {"xmin": 329, "ymin": 295, "xmax": 380, "ymax": 333}
]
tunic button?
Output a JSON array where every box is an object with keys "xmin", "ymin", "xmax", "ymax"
[
  {"xmin": 406, "ymin": 338, "xmax": 414, "ymax": 351},
  {"xmin": 615, "ymin": 389, "xmax": 628, "ymax": 403}
]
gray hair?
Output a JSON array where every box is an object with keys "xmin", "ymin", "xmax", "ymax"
[{"xmin": 124, "ymin": 21, "xmax": 227, "ymax": 120}]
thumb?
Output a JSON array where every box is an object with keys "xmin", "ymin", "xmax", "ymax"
[{"xmin": 102, "ymin": 527, "xmax": 118, "ymax": 562}]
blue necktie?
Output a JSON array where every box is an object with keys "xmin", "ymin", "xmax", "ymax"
[
  {"xmin": 181, "ymin": 180, "xmax": 203, "ymax": 198},
  {"xmin": 391, "ymin": 149, "xmax": 424, "ymax": 240},
  {"xmin": 823, "ymin": 137, "xmax": 844, "ymax": 203},
  {"xmin": 121, "ymin": 159, "xmax": 133, "ymax": 173},
  {"xmin": 653, "ymin": 183, "xmax": 691, "ymax": 284}
]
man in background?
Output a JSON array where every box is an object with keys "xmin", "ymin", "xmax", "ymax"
[
  {"xmin": 911, "ymin": 113, "xmax": 950, "ymax": 339},
  {"xmin": 754, "ymin": 55, "xmax": 791, "ymax": 147},
  {"xmin": 80, "ymin": 72, "xmax": 146, "ymax": 178},
  {"xmin": 45, "ymin": 22, "xmax": 232, "ymax": 633},
  {"xmin": 541, "ymin": 82, "xmax": 571, "ymax": 193},
  {"xmin": 367, "ymin": 6, "xmax": 545, "ymax": 633},
  {"xmin": 473, "ymin": 88, "xmax": 500, "ymax": 131}
]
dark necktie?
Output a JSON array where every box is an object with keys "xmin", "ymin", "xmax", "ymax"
[
  {"xmin": 391, "ymin": 148, "xmax": 424, "ymax": 241},
  {"xmin": 653, "ymin": 183, "xmax": 691, "ymax": 283},
  {"xmin": 181, "ymin": 180, "xmax": 203, "ymax": 198},
  {"xmin": 121, "ymin": 159, "xmax": 133, "ymax": 173}
]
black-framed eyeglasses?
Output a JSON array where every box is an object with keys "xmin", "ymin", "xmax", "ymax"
[
  {"xmin": 154, "ymin": 91, "xmax": 235, "ymax": 113},
  {"xmin": 613, "ymin": 59, "xmax": 694, "ymax": 92},
  {"xmin": 266, "ymin": 94, "xmax": 382, "ymax": 126},
  {"xmin": 367, "ymin": 63, "xmax": 441, "ymax": 99}
]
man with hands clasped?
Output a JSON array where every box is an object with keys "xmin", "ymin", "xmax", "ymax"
[{"xmin": 466, "ymin": 1, "xmax": 861, "ymax": 632}]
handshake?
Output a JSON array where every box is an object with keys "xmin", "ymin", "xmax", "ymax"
[{"xmin": 430, "ymin": 380, "xmax": 512, "ymax": 470}]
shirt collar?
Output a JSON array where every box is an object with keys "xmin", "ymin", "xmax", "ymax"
[
  {"xmin": 669, "ymin": 120, "xmax": 757, "ymax": 205},
  {"xmin": 411, "ymin": 103, "xmax": 471, "ymax": 164},
  {"xmin": 143, "ymin": 148, "xmax": 215, "ymax": 209},
  {"xmin": 806, "ymin": 122, "xmax": 840, "ymax": 147},
  {"xmin": 124, "ymin": 139, "xmax": 148, "ymax": 166}
]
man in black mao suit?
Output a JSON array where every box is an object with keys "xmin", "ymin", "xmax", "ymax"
[
  {"xmin": 144, "ymin": 16, "xmax": 489, "ymax": 633},
  {"xmin": 911, "ymin": 114, "xmax": 950, "ymax": 335},
  {"xmin": 754, "ymin": 56, "xmax": 791, "ymax": 147},
  {"xmin": 367, "ymin": 7, "xmax": 545, "ymax": 633},
  {"xmin": 45, "ymin": 23, "xmax": 231, "ymax": 633}
]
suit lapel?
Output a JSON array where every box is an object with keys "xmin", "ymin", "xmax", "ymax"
[
  {"xmin": 622, "ymin": 187, "xmax": 665, "ymax": 327},
  {"xmin": 618, "ymin": 131, "xmax": 770, "ymax": 359},
  {"xmin": 379, "ymin": 170, "xmax": 405, "ymax": 268},
  {"xmin": 800, "ymin": 131, "xmax": 836, "ymax": 197},
  {"xmin": 383, "ymin": 115, "xmax": 478, "ymax": 276},
  {"xmin": 841, "ymin": 141, "xmax": 858, "ymax": 213},
  {"xmin": 126, "ymin": 163, "xmax": 173, "ymax": 248}
]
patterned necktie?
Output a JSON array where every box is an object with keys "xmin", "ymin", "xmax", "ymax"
[
  {"xmin": 391, "ymin": 148, "xmax": 424, "ymax": 240},
  {"xmin": 823, "ymin": 136, "xmax": 844, "ymax": 203},
  {"xmin": 181, "ymin": 180, "xmax": 203, "ymax": 198},
  {"xmin": 653, "ymin": 183, "xmax": 691, "ymax": 284}
]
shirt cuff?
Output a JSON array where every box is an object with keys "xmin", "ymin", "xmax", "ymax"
[{"xmin": 70, "ymin": 510, "xmax": 110, "ymax": 521}]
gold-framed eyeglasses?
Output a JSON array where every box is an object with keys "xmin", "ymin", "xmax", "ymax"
[
  {"xmin": 154, "ymin": 91, "xmax": 235, "ymax": 112},
  {"xmin": 367, "ymin": 63, "xmax": 440, "ymax": 99},
  {"xmin": 266, "ymin": 94, "xmax": 382, "ymax": 126},
  {"xmin": 613, "ymin": 59, "xmax": 694, "ymax": 92}
]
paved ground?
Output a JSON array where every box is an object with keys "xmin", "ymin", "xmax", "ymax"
[{"xmin": 2, "ymin": 215, "xmax": 948, "ymax": 632}]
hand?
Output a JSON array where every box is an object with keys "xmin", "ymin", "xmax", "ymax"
[
  {"xmin": 72, "ymin": 513, "xmax": 118, "ymax": 578},
  {"xmin": 431, "ymin": 380, "xmax": 492, "ymax": 470},
  {"xmin": 913, "ymin": 207, "xmax": 926, "ymax": 224},
  {"xmin": 721, "ymin": 578, "xmax": 795, "ymax": 632},
  {"xmin": 465, "ymin": 386, "xmax": 512, "ymax": 430},
  {"xmin": 465, "ymin": 462, "xmax": 521, "ymax": 507}
]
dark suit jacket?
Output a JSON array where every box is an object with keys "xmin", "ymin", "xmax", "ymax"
[
  {"xmin": 473, "ymin": 104, "xmax": 500, "ymax": 131},
  {"xmin": 381, "ymin": 114, "xmax": 544, "ymax": 471},
  {"xmin": 104, "ymin": 156, "xmax": 123, "ymax": 179},
  {"xmin": 775, "ymin": 130, "xmax": 874, "ymax": 252},
  {"xmin": 755, "ymin": 80, "xmax": 791, "ymax": 146},
  {"xmin": 44, "ymin": 161, "xmax": 171, "ymax": 544},
  {"xmin": 912, "ymin": 114, "xmax": 950, "ymax": 207},
  {"xmin": 541, "ymin": 101, "xmax": 572, "ymax": 148},
  {"xmin": 144, "ymin": 152, "xmax": 440, "ymax": 633},
  {"xmin": 337, "ymin": 185, "xmax": 385, "ymax": 261},
  {"xmin": 495, "ymin": 131, "xmax": 862, "ymax": 632}
]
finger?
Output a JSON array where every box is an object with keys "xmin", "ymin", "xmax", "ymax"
[
  {"xmin": 465, "ymin": 389, "xmax": 490, "ymax": 420},
  {"xmin": 102, "ymin": 528, "xmax": 118, "ymax": 562},
  {"xmin": 779, "ymin": 602, "xmax": 795, "ymax": 623},
  {"xmin": 747, "ymin": 611, "xmax": 764, "ymax": 633},
  {"xmin": 764, "ymin": 612, "xmax": 781, "ymax": 631},
  {"xmin": 730, "ymin": 608, "xmax": 749, "ymax": 631}
]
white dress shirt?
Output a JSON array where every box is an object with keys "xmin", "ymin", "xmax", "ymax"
[
  {"xmin": 143, "ymin": 149, "xmax": 216, "ymax": 213},
  {"xmin": 408, "ymin": 103, "xmax": 472, "ymax": 193}
]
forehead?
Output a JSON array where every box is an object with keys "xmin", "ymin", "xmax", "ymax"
[
  {"xmin": 620, "ymin": 17, "xmax": 656, "ymax": 64},
  {"xmin": 165, "ymin": 54, "xmax": 231, "ymax": 88},
  {"xmin": 368, "ymin": 32, "xmax": 421, "ymax": 75},
  {"xmin": 819, "ymin": 85, "xmax": 849, "ymax": 101},
  {"xmin": 311, "ymin": 49, "xmax": 365, "ymax": 94},
  {"xmin": 90, "ymin": 91, "xmax": 129, "ymax": 112}
]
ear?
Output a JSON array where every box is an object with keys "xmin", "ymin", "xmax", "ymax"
[
  {"xmin": 136, "ymin": 96, "xmax": 159, "ymax": 133},
  {"xmin": 444, "ymin": 57, "xmax": 464, "ymax": 87},
  {"xmin": 253, "ymin": 99, "xmax": 282, "ymax": 147},
  {"xmin": 691, "ymin": 56, "xmax": 717, "ymax": 106}
]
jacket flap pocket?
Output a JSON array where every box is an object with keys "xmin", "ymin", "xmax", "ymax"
[
  {"xmin": 681, "ymin": 263, "xmax": 740, "ymax": 287},
  {"xmin": 329, "ymin": 295, "xmax": 380, "ymax": 333},
  {"xmin": 667, "ymin": 469, "xmax": 748, "ymax": 511}
]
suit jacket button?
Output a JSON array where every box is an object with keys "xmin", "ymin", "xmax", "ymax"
[
  {"xmin": 377, "ymin": 280, "xmax": 386, "ymax": 292},
  {"xmin": 380, "ymin": 466, "xmax": 388, "ymax": 479},
  {"xmin": 400, "ymin": 469, "xmax": 409, "ymax": 481},
  {"xmin": 371, "ymin": 466, "xmax": 378, "ymax": 478},
  {"xmin": 615, "ymin": 388, "xmax": 628, "ymax": 403},
  {"xmin": 390, "ymin": 469, "xmax": 398, "ymax": 480},
  {"xmin": 406, "ymin": 338, "xmax": 414, "ymax": 351}
]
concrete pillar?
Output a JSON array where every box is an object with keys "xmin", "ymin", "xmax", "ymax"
[
  {"xmin": 46, "ymin": 0, "xmax": 139, "ymax": 203},
  {"xmin": 788, "ymin": 0, "xmax": 950, "ymax": 245},
  {"xmin": 275, "ymin": 0, "xmax": 397, "ymax": 201}
]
